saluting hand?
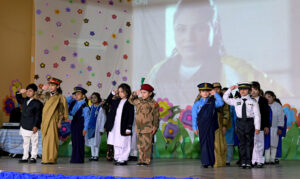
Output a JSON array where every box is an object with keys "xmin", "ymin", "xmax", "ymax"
[
  {"xmin": 255, "ymin": 129, "xmax": 260, "ymax": 134},
  {"xmin": 42, "ymin": 84, "xmax": 49, "ymax": 91},
  {"xmin": 136, "ymin": 90, "xmax": 141, "ymax": 96},
  {"xmin": 20, "ymin": 89, "xmax": 27, "ymax": 94},
  {"xmin": 230, "ymin": 85, "xmax": 238, "ymax": 90}
]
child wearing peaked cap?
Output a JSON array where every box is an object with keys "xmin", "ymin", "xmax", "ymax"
[
  {"xmin": 36, "ymin": 77, "xmax": 69, "ymax": 164},
  {"xmin": 129, "ymin": 84, "xmax": 160, "ymax": 166},
  {"xmin": 67, "ymin": 86, "xmax": 90, "ymax": 163},
  {"xmin": 223, "ymin": 82, "xmax": 261, "ymax": 169},
  {"xmin": 192, "ymin": 82, "xmax": 224, "ymax": 168}
]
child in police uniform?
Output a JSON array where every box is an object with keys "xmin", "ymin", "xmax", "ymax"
[
  {"xmin": 192, "ymin": 83, "xmax": 224, "ymax": 168},
  {"xmin": 129, "ymin": 84, "xmax": 160, "ymax": 166},
  {"xmin": 67, "ymin": 87, "xmax": 90, "ymax": 163},
  {"xmin": 223, "ymin": 82, "xmax": 261, "ymax": 169}
]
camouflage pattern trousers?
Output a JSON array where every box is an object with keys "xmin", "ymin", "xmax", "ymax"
[{"xmin": 137, "ymin": 133, "xmax": 153, "ymax": 164}]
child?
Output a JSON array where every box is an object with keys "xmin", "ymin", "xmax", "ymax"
[
  {"xmin": 264, "ymin": 91, "xmax": 285, "ymax": 164},
  {"xmin": 86, "ymin": 92, "xmax": 106, "ymax": 161},
  {"xmin": 37, "ymin": 77, "xmax": 68, "ymax": 164},
  {"xmin": 212, "ymin": 83, "xmax": 230, "ymax": 167},
  {"xmin": 223, "ymin": 82, "xmax": 261, "ymax": 169},
  {"xmin": 105, "ymin": 83, "xmax": 135, "ymax": 166},
  {"xmin": 67, "ymin": 87, "xmax": 90, "ymax": 163},
  {"xmin": 192, "ymin": 83, "xmax": 224, "ymax": 168},
  {"xmin": 16, "ymin": 84, "xmax": 43, "ymax": 163},
  {"xmin": 251, "ymin": 81, "xmax": 270, "ymax": 168},
  {"xmin": 129, "ymin": 84, "xmax": 160, "ymax": 166}
]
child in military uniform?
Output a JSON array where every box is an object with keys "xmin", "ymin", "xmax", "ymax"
[
  {"xmin": 129, "ymin": 84, "xmax": 160, "ymax": 166},
  {"xmin": 192, "ymin": 83, "xmax": 224, "ymax": 168}
]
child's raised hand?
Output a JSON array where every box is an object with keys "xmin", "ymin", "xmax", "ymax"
[
  {"xmin": 136, "ymin": 90, "xmax": 140, "ymax": 96},
  {"xmin": 20, "ymin": 89, "xmax": 27, "ymax": 94},
  {"xmin": 230, "ymin": 85, "xmax": 238, "ymax": 90},
  {"xmin": 42, "ymin": 84, "xmax": 49, "ymax": 91}
]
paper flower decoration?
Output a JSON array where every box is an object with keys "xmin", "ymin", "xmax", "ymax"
[
  {"xmin": 162, "ymin": 120, "xmax": 179, "ymax": 142},
  {"xmin": 102, "ymin": 41, "xmax": 108, "ymax": 46},
  {"xmin": 2, "ymin": 96, "xmax": 15, "ymax": 116},
  {"xmin": 157, "ymin": 98, "xmax": 173, "ymax": 122},
  {"xmin": 84, "ymin": 41, "xmax": 89, "ymax": 46},
  {"xmin": 64, "ymin": 40, "xmax": 69, "ymax": 46},
  {"xmin": 40, "ymin": 63, "xmax": 45, "ymax": 68},
  {"xmin": 78, "ymin": 9, "xmax": 83, "ymax": 14},
  {"xmin": 83, "ymin": 18, "xmax": 89, "ymax": 23},
  {"xmin": 87, "ymin": 81, "xmax": 92, "ymax": 86},
  {"xmin": 9, "ymin": 79, "xmax": 22, "ymax": 97},
  {"xmin": 96, "ymin": 55, "xmax": 101, "ymax": 60},
  {"xmin": 179, "ymin": 105, "xmax": 193, "ymax": 130}
]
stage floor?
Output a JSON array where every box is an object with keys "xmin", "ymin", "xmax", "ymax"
[{"xmin": 0, "ymin": 157, "xmax": 300, "ymax": 178}]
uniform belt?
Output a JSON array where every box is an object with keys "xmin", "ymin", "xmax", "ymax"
[{"xmin": 237, "ymin": 117, "xmax": 254, "ymax": 120}]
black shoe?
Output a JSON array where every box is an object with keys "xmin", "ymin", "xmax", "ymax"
[
  {"xmin": 137, "ymin": 162, "xmax": 143, "ymax": 166},
  {"xmin": 203, "ymin": 165, "xmax": 209, "ymax": 168},
  {"xmin": 19, "ymin": 159, "xmax": 28, "ymax": 163},
  {"xmin": 253, "ymin": 162, "xmax": 257, "ymax": 167},
  {"xmin": 143, "ymin": 163, "xmax": 149, "ymax": 166},
  {"xmin": 41, "ymin": 162, "xmax": 54, "ymax": 165},
  {"xmin": 265, "ymin": 162, "xmax": 270, "ymax": 165},
  {"xmin": 93, "ymin": 157, "xmax": 99, "ymax": 161},
  {"xmin": 119, "ymin": 161, "xmax": 128, "ymax": 166},
  {"xmin": 275, "ymin": 159, "xmax": 280, "ymax": 164},
  {"xmin": 270, "ymin": 162, "xmax": 275, "ymax": 165},
  {"xmin": 89, "ymin": 157, "xmax": 94, "ymax": 161},
  {"xmin": 246, "ymin": 164, "xmax": 252, "ymax": 169},
  {"xmin": 256, "ymin": 163, "xmax": 263, "ymax": 168},
  {"xmin": 236, "ymin": 160, "xmax": 241, "ymax": 165},
  {"xmin": 240, "ymin": 164, "xmax": 246, "ymax": 169},
  {"xmin": 226, "ymin": 162, "xmax": 230, "ymax": 166},
  {"xmin": 28, "ymin": 158, "xmax": 36, "ymax": 164},
  {"xmin": 114, "ymin": 161, "xmax": 121, "ymax": 166}
]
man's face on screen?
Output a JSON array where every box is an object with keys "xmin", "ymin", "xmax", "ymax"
[{"xmin": 174, "ymin": 8, "xmax": 211, "ymax": 59}]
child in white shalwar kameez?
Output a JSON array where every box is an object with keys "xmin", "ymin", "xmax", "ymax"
[
  {"xmin": 104, "ymin": 83, "xmax": 135, "ymax": 166},
  {"xmin": 86, "ymin": 92, "xmax": 107, "ymax": 161},
  {"xmin": 264, "ymin": 91, "xmax": 285, "ymax": 164}
]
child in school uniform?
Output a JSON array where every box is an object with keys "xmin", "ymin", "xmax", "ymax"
[
  {"xmin": 129, "ymin": 84, "xmax": 160, "ymax": 166},
  {"xmin": 264, "ymin": 91, "xmax": 285, "ymax": 164},
  {"xmin": 86, "ymin": 92, "xmax": 106, "ymax": 161},
  {"xmin": 192, "ymin": 83, "xmax": 224, "ymax": 168},
  {"xmin": 223, "ymin": 82, "xmax": 261, "ymax": 169},
  {"xmin": 68, "ymin": 87, "xmax": 90, "ymax": 163},
  {"xmin": 16, "ymin": 84, "xmax": 43, "ymax": 163},
  {"xmin": 105, "ymin": 83, "xmax": 135, "ymax": 166},
  {"xmin": 251, "ymin": 81, "xmax": 270, "ymax": 168}
]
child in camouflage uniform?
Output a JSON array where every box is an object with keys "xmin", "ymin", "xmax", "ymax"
[{"xmin": 129, "ymin": 84, "xmax": 160, "ymax": 166}]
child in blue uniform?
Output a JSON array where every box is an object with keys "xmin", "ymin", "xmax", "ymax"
[
  {"xmin": 86, "ymin": 92, "xmax": 106, "ymax": 161},
  {"xmin": 192, "ymin": 83, "xmax": 224, "ymax": 168},
  {"xmin": 68, "ymin": 87, "xmax": 90, "ymax": 163}
]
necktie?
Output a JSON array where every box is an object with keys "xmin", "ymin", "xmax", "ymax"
[{"xmin": 242, "ymin": 99, "xmax": 247, "ymax": 119}]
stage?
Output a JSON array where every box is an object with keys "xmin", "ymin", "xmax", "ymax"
[{"xmin": 0, "ymin": 157, "xmax": 300, "ymax": 178}]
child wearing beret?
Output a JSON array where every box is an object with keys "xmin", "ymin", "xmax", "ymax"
[
  {"xmin": 129, "ymin": 84, "xmax": 160, "ymax": 166},
  {"xmin": 192, "ymin": 83, "xmax": 224, "ymax": 168}
]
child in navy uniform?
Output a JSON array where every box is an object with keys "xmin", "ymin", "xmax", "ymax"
[
  {"xmin": 16, "ymin": 84, "xmax": 43, "ymax": 163},
  {"xmin": 223, "ymin": 82, "xmax": 261, "ymax": 169},
  {"xmin": 192, "ymin": 83, "xmax": 224, "ymax": 168},
  {"xmin": 68, "ymin": 87, "xmax": 90, "ymax": 163}
]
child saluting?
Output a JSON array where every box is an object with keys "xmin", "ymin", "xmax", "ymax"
[
  {"xmin": 192, "ymin": 83, "xmax": 224, "ymax": 168},
  {"xmin": 129, "ymin": 84, "xmax": 160, "ymax": 166}
]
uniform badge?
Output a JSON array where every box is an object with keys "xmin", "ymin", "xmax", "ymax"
[{"xmin": 237, "ymin": 102, "xmax": 241, "ymax": 105}]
